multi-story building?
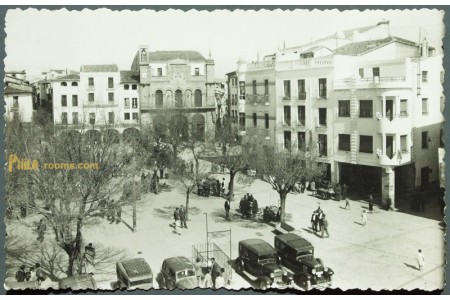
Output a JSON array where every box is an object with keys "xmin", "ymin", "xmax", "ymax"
[
  {"xmin": 228, "ymin": 21, "xmax": 443, "ymax": 208},
  {"xmin": 131, "ymin": 46, "xmax": 216, "ymax": 141},
  {"xmin": 4, "ymin": 70, "xmax": 34, "ymax": 123}
]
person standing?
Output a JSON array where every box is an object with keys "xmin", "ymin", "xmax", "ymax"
[
  {"xmin": 216, "ymin": 180, "xmax": 221, "ymax": 197},
  {"xmin": 342, "ymin": 183, "xmax": 348, "ymax": 200},
  {"xmin": 344, "ymin": 197, "xmax": 350, "ymax": 210},
  {"xmin": 251, "ymin": 199, "xmax": 258, "ymax": 221},
  {"xmin": 84, "ymin": 243, "xmax": 96, "ymax": 275},
  {"xmin": 214, "ymin": 268, "xmax": 225, "ymax": 289},
  {"xmin": 416, "ymin": 249, "xmax": 425, "ymax": 271},
  {"xmin": 15, "ymin": 265, "xmax": 26, "ymax": 282},
  {"xmin": 203, "ymin": 268, "xmax": 213, "ymax": 289},
  {"xmin": 224, "ymin": 199, "xmax": 231, "ymax": 221},
  {"xmin": 361, "ymin": 210, "xmax": 367, "ymax": 226},
  {"xmin": 321, "ymin": 215, "xmax": 329, "ymax": 238},
  {"xmin": 368, "ymin": 195, "xmax": 374, "ymax": 213},
  {"xmin": 173, "ymin": 207, "xmax": 181, "ymax": 234},
  {"xmin": 35, "ymin": 263, "xmax": 45, "ymax": 283},
  {"xmin": 179, "ymin": 205, "xmax": 188, "ymax": 229},
  {"xmin": 310, "ymin": 181, "xmax": 316, "ymax": 196},
  {"xmin": 318, "ymin": 210, "xmax": 324, "ymax": 232},
  {"xmin": 311, "ymin": 212, "xmax": 318, "ymax": 232},
  {"xmin": 221, "ymin": 178, "xmax": 226, "ymax": 197},
  {"xmin": 194, "ymin": 258, "xmax": 204, "ymax": 287},
  {"xmin": 210, "ymin": 258, "xmax": 221, "ymax": 289}
]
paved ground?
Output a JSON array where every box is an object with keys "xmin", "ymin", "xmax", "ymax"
[{"xmin": 5, "ymin": 167, "xmax": 445, "ymax": 292}]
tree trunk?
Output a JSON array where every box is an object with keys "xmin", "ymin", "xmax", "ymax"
[
  {"xmin": 65, "ymin": 230, "xmax": 83, "ymax": 276},
  {"xmin": 279, "ymin": 192, "xmax": 287, "ymax": 223},
  {"xmin": 228, "ymin": 172, "xmax": 236, "ymax": 202},
  {"xmin": 186, "ymin": 189, "xmax": 190, "ymax": 220}
]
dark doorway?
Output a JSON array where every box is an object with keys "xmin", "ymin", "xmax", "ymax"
[
  {"xmin": 386, "ymin": 135, "xmax": 394, "ymax": 159},
  {"xmin": 386, "ymin": 99, "xmax": 394, "ymax": 120},
  {"xmin": 339, "ymin": 163, "xmax": 381, "ymax": 197},
  {"xmin": 421, "ymin": 167, "xmax": 430, "ymax": 188}
]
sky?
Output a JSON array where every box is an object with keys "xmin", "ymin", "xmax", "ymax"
[{"xmin": 4, "ymin": 8, "xmax": 445, "ymax": 80}]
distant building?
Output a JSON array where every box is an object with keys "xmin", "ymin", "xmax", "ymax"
[{"xmin": 4, "ymin": 70, "xmax": 34, "ymax": 123}]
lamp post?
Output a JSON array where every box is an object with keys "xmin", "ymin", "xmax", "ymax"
[{"xmin": 204, "ymin": 213, "xmax": 209, "ymax": 264}]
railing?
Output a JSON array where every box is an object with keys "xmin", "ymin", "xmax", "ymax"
[
  {"xmin": 246, "ymin": 94, "xmax": 269, "ymax": 105},
  {"xmin": 276, "ymin": 57, "xmax": 333, "ymax": 70},
  {"xmin": 359, "ymin": 76, "xmax": 406, "ymax": 83},
  {"xmin": 247, "ymin": 60, "xmax": 276, "ymax": 71}
]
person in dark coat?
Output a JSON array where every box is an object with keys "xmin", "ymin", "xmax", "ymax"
[
  {"xmin": 210, "ymin": 258, "xmax": 221, "ymax": 289},
  {"xmin": 224, "ymin": 199, "xmax": 231, "ymax": 221},
  {"xmin": 311, "ymin": 212, "xmax": 318, "ymax": 232},
  {"xmin": 342, "ymin": 183, "xmax": 348, "ymax": 200},
  {"xmin": 204, "ymin": 180, "xmax": 210, "ymax": 197},
  {"xmin": 251, "ymin": 199, "xmax": 258, "ymax": 221},
  {"xmin": 216, "ymin": 180, "xmax": 221, "ymax": 197},
  {"xmin": 179, "ymin": 205, "xmax": 188, "ymax": 229},
  {"xmin": 368, "ymin": 194, "xmax": 374, "ymax": 213},
  {"xmin": 15, "ymin": 265, "xmax": 26, "ymax": 282},
  {"xmin": 173, "ymin": 207, "xmax": 180, "ymax": 233},
  {"xmin": 318, "ymin": 211, "xmax": 325, "ymax": 231}
]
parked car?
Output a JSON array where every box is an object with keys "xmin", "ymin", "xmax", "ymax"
[
  {"xmin": 274, "ymin": 233, "xmax": 333, "ymax": 290},
  {"xmin": 59, "ymin": 274, "xmax": 97, "ymax": 290},
  {"xmin": 235, "ymin": 239, "xmax": 293, "ymax": 290},
  {"xmin": 115, "ymin": 258, "xmax": 153, "ymax": 290},
  {"xmin": 158, "ymin": 256, "xmax": 198, "ymax": 290}
]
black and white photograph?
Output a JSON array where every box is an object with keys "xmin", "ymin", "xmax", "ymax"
[{"xmin": 2, "ymin": 7, "xmax": 446, "ymax": 293}]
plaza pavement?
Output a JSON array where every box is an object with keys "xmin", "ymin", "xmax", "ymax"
[{"xmin": 81, "ymin": 171, "xmax": 445, "ymax": 292}]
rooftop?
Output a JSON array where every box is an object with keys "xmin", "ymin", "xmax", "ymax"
[
  {"xmin": 81, "ymin": 64, "xmax": 119, "ymax": 73},
  {"xmin": 118, "ymin": 258, "xmax": 152, "ymax": 279},
  {"xmin": 4, "ymin": 86, "xmax": 32, "ymax": 95},
  {"xmin": 148, "ymin": 50, "xmax": 206, "ymax": 61},
  {"xmin": 275, "ymin": 233, "xmax": 313, "ymax": 251},
  {"xmin": 163, "ymin": 256, "xmax": 194, "ymax": 271},
  {"xmin": 240, "ymin": 239, "xmax": 277, "ymax": 256},
  {"xmin": 51, "ymin": 73, "xmax": 80, "ymax": 81},
  {"xmin": 333, "ymin": 36, "xmax": 418, "ymax": 56},
  {"xmin": 120, "ymin": 70, "xmax": 140, "ymax": 83}
]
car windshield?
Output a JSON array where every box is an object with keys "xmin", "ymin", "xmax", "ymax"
[
  {"xmin": 176, "ymin": 269, "xmax": 195, "ymax": 280},
  {"xmin": 258, "ymin": 254, "xmax": 277, "ymax": 263},
  {"xmin": 130, "ymin": 278, "xmax": 152, "ymax": 287},
  {"xmin": 296, "ymin": 250, "xmax": 313, "ymax": 260}
]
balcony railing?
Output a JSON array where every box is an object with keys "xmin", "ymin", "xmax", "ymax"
[
  {"xmin": 247, "ymin": 60, "xmax": 276, "ymax": 71},
  {"xmin": 276, "ymin": 57, "xmax": 333, "ymax": 71},
  {"xmin": 247, "ymin": 94, "xmax": 269, "ymax": 105},
  {"xmin": 359, "ymin": 76, "xmax": 406, "ymax": 83}
]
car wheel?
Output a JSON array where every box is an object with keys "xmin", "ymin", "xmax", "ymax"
[{"xmin": 259, "ymin": 280, "xmax": 268, "ymax": 290}]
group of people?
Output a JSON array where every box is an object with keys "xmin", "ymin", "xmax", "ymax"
[
  {"xmin": 198, "ymin": 178, "xmax": 226, "ymax": 198},
  {"xmin": 82, "ymin": 243, "xmax": 96, "ymax": 275},
  {"xmin": 15, "ymin": 263, "xmax": 45, "ymax": 283},
  {"xmin": 173, "ymin": 205, "xmax": 188, "ymax": 233},
  {"xmin": 239, "ymin": 193, "xmax": 259, "ymax": 219},
  {"xmin": 141, "ymin": 170, "xmax": 161, "ymax": 195},
  {"xmin": 98, "ymin": 198, "xmax": 122, "ymax": 224},
  {"xmin": 310, "ymin": 205, "xmax": 329, "ymax": 238},
  {"xmin": 194, "ymin": 257, "xmax": 226, "ymax": 289}
]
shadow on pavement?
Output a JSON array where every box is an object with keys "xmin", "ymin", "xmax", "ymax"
[{"xmin": 404, "ymin": 263, "xmax": 419, "ymax": 271}]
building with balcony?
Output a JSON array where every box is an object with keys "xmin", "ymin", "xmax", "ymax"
[{"xmin": 131, "ymin": 46, "xmax": 217, "ymax": 141}]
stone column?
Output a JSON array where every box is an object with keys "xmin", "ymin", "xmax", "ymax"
[
  {"xmin": 381, "ymin": 167, "xmax": 396, "ymax": 210},
  {"xmin": 333, "ymin": 161, "xmax": 340, "ymax": 184}
]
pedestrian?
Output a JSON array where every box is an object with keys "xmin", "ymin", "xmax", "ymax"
[
  {"xmin": 310, "ymin": 181, "xmax": 316, "ymax": 196},
  {"xmin": 318, "ymin": 210, "xmax": 324, "ymax": 231},
  {"xmin": 300, "ymin": 182, "xmax": 306, "ymax": 193},
  {"xmin": 210, "ymin": 258, "xmax": 221, "ymax": 289},
  {"xmin": 221, "ymin": 178, "xmax": 225, "ymax": 197},
  {"xmin": 342, "ymin": 183, "xmax": 348, "ymax": 200},
  {"xmin": 335, "ymin": 184, "xmax": 341, "ymax": 201},
  {"xmin": 368, "ymin": 195, "xmax": 374, "ymax": 213},
  {"xmin": 215, "ymin": 180, "xmax": 221, "ymax": 197},
  {"xmin": 204, "ymin": 180, "xmax": 210, "ymax": 197},
  {"xmin": 361, "ymin": 209, "xmax": 367, "ymax": 226},
  {"xmin": 35, "ymin": 263, "xmax": 46, "ymax": 283},
  {"xmin": 179, "ymin": 205, "xmax": 188, "ymax": 229},
  {"xmin": 84, "ymin": 243, "xmax": 96, "ymax": 275},
  {"xmin": 215, "ymin": 268, "xmax": 225, "ymax": 289},
  {"xmin": 321, "ymin": 215, "xmax": 329, "ymax": 238},
  {"xmin": 311, "ymin": 212, "xmax": 318, "ymax": 232},
  {"xmin": 28, "ymin": 267, "xmax": 37, "ymax": 282},
  {"xmin": 194, "ymin": 258, "xmax": 204, "ymax": 287},
  {"xmin": 203, "ymin": 267, "xmax": 213, "ymax": 288},
  {"xmin": 173, "ymin": 207, "xmax": 181, "ymax": 234},
  {"xmin": 15, "ymin": 265, "xmax": 26, "ymax": 282},
  {"xmin": 36, "ymin": 219, "xmax": 46, "ymax": 243},
  {"xmin": 251, "ymin": 199, "xmax": 258, "ymax": 221},
  {"xmin": 224, "ymin": 199, "xmax": 231, "ymax": 221},
  {"xmin": 416, "ymin": 249, "xmax": 425, "ymax": 271},
  {"xmin": 159, "ymin": 168, "xmax": 164, "ymax": 179},
  {"xmin": 344, "ymin": 197, "xmax": 350, "ymax": 210}
]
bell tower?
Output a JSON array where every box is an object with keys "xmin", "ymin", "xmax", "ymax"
[{"xmin": 139, "ymin": 45, "xmax": 151, "ymax": 85}]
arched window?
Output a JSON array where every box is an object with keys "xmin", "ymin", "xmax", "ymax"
[
  {"xmin": 61, "ymin": 82, "xmax": 67, "ymax": 86},
  {"xmin": 175, "ymin": 90, "xmax": 183, "ymax": 108},
  {"xmin": 194, "ymin": 89, "xmax": 202, "ymax": 107},
  {"xmin": 71, "ymin": 82, "xmax": 78, "ymax": 86},
  {"xmin": 155, "ymin": 90, "xmax": 164, "ymax": 108}
]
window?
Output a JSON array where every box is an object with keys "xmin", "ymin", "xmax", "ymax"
[
  {"xmin": 253, "ymin": 113, "xmax": 257, "ymax": 127},
  {"xmin": 298, "ymin": 106, "xmax": 305, "ymax": 125},
  {"xmin": 72, "ymin": 112, "xmax": 78, "ymax": 125},
  {"xmin": 319, "ymin": 108, "xmax": 327, "ymax": 126},
  {"xmin": 108, "ymin": 112, "xmax": 115, "ymax": 124},
  {"xmin": 422, "ymin": 71, "xmax": 428, "ymax": 83},
  {"xmin": 359, "ymin": 100, "xmax": 373, "ymax": 118},
  {"xmin": 175, "ymin": 90, "xmax": 183, "ymax": 108},
  {"xmin": 386, "ymin": 135, "xmax": 394, "ymax": 158},
  {"xmin": 373, "ymin": 67, "xmax": 380, "ymax": 77},
  {"xmin": 71, "ymin": 82, "xmax": 78, "ymax": 86},
  {"xmin": 283, "ymin": 80, "xmax": 291, "ymax": 99},
  {"xmin": 318, "ymin": 134, "xmax": 327, "ymax": 157},
  {"xmin": 88, "ymin": 77, "xmax": 94, "ymax": 86},
  {"xmin": 265, "ymin": 113, "xmax": 269, "ymax": 129},
  {"xmin": 72, "ymin": 95, "xmax": 78, "ymax": 106},
  {"xmin": 338, "ymin": 100, "xmax": 350, "ymax": 117},
  {"xmin": 318, "ymin": 78, "xmax": 327, "ymax": 98},
  {"xmin": 400, "ymin": 99, "xmax": 408, "ymax": 116},
  {"xmin": 422, "ymin": 131, "xmax": 429, "ymax": 149},
  {"xmin": 108, "ymin": 92, "xmax": 114, "ymax": 102},
  {"xmin": 338, "ymin": 134, "xmax": 351, "ymax": 151},
  {"xmin": 124, "ymin": 113, "xmax": 130, "ymax": 120},
  {"xmin": 61, "ymin": 112, "xmax": 68, "ymax": 125},
  {"xmin": 401, "ymin": 135, "xmax": 408, "ymax": 153},
  {"xmin": 124, "ymin": 98, "xmax": 130, "ymax": 108},
  {"xmin": 194, "ymin": 68, "xmax": 200, "ymax": 76},
  {"xmin": 132, "ymin": 98, "xmax": 138, "ymax": 109},
  {"xmin": 239, "ymin": 82, "xmax": 245, "ymax": 99},
  {"xmin": 284, "ymin": 106, "xmax": 291, "ymax": 125},
  {"xmin": 132, "ymin": 112, "xmax": 138, "ymax": 120},
  {"xmin": 61, "ymin": 82, "xmax": 67, "ymax": 87},
  {"xmin": 194, "ymin": 89, "xmax": 202, "ymax": 107},
  {"xmin": 359, "ymin": 135, "xmax": 373, "ymax": 153},
  {"xmin": 155, "ymin": 91, "xmax": 163, "ymax": 108},
  {"xmin": 298, "ymin": 132, "xmax": 306, "ymax": 151},
  {"xmin": 132, "ymin": 84, "xmax": 137, "ymax": 90},
  {"xmin": 239, "ymin": 113, "xmax": 245, "ymax": 131},
  {"xmin": 12, "ymin": 96, "xmax": 18, "ymax": 108},
  {"xmin": 284, "ymin": 131, "xmax": 291, "ymax": 150},
  {"xmin": 298, "ymin": 79, "xmax": 306, "ymax": 100},
  {"xmin": 359, "ymin": 68, "xmax": 364, "ymax": 78},
  {"xmin": 252, "ymin": 80, "xmax": 257, "ymax": 95},
  {"xmin": 108, "ymin": 77, "xmax": 114, "ymax": 88},
  {"xmin": 88, "ymin": 93, "xmax": 94, "ymax": 102},
  {"xmin": 61, "ymin": 95, "xmax": 67, "ymax": 107},
  {"xmin": 157, "ymin": 68, "xmax": 163, "ymax": 77},
  {"xmin": 422, "ymin": 98, "xmax": 428, "ymax": 115},
  {"xmin": 89, "ymin": 113, "xmax": 95, "ymax": 125},
  {"xmin": 264, "ymin": 80, "xmax": 269, "ymax": 95},
  {"xmin": 124, "ymin": 84, "xmax": 129, "ymax": 90}
]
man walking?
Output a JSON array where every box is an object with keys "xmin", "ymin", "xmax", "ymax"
[
  {"xmin": 361, "ymin": 209, "xmax": 367, "ymax": 226},
  {"xmin": 224, "ymin": 199, "xmax": 231, "ymax": 221},
  {"xmin": 210, "ymin": 258, "xmax": 221, "ymax": 289},
  {"xmin": 417, "ymin": 249, "xmax": 425, "ymax": 271},
  {"xmin": 179, "ymin": 205, "xmax": 188, "ymax": 229},
  {"xmin": 321, "ymin": 215, "xmax": 329, "ymax": 238},
  {"xmin": 368, "ymin": 195, "xmax": 374, "ymax": 213},
  {"xmin": 173, "ymin": 207, "xmax": 181, "ymax": 235},
  {"xmin": 311, "ymin": 211, "xmax": 318, "ymax": 232}
]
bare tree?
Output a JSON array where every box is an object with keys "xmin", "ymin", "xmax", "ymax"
[{"xmin": 249, "ymin": 139, "xmax": 327, "ymax": 223}]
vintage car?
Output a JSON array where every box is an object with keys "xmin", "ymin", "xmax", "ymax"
[
  {"xmin": 235, "ymin": 239, "xmax": 293, "ymax": 290},
  {"xmin": 115, "ymin": 258, "xmax": 153, "ymax": 290},
  {"xmin": 274, "ymin": 233, "xmax": 334, "ymax": 290},
  {"xmin": 158, "ymin": 256, "xmax": 198, "ymax": 290},
  {"xmin": 59, "ymin": 274, "xmax": 97, "ymax": 290}
]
